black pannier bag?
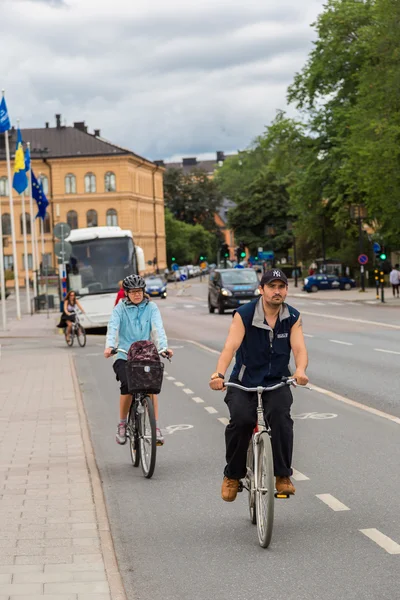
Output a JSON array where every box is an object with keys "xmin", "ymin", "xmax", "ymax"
[{"xmin": 125, "ymin": 340, "xmax": 164, "ymax": 394}]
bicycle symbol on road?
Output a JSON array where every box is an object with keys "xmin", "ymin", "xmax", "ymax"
[
  {"xmin": 293, "ymin": 412, "xmax": 337, "ymax": 420},
  {"xmin": 164, "ymin": 424, "xmax": 194, "ymax": 435}
]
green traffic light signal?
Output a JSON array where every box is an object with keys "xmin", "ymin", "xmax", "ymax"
[
  {"xmin": 240, "ymin": 251, "xmax": 246, "ymax": 258},
  {"xmin": 380, "ymin": 252, "xmax": 387, "ymax": 260},
  {"xmin": 224, "ymin": 252, "xmax": 229, "ymax": 258},
  {"xmin": 171, "ymin": 257, "xmax": 176, "ymax": 262}
]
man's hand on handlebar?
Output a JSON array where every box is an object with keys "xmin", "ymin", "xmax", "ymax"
[
  {"xmin": 292, "ymin": 369, "xmax": 309, "ymax": 386},
  {"xmin": 104, "ymin": 347, "xmax": 113, "ymax": 359},
  {"xmin": 209, "ymin": 373, "xmax": 225, "ymax": 391}
]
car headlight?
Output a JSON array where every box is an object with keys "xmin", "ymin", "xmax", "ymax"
[
  {"xmin": 304, "ymin": 278, "xmax": 309, "ymax": 285},
  {"xmin": 221, "ymin": 288, "xmax": 232, "ymax": 296},
  {"xmin": 254, "ymin": 288, "xmax": 261, "ymax": 296}
]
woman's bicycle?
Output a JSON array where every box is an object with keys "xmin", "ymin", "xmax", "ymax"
[
  {"xmin": 225, "ymin": 377, "xmax": 303, "ymax": 549},
  {"xmin": 111, "ymin": 347, "xmax": 170, "ymax": 479},
  {"xmin": 65, "ymin": 313, "xmax": 86, "ymax": 348}
]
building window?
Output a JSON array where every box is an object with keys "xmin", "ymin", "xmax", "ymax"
[
  {"xmin": 105, "ymin": 172, "xmax": 116, "ymax": 192},
  {"xmin": 0, "ymin": 176, "xmax": 8, "ymax": 196},
  {"xmin": 85, "ymin": 173, "xmax": 96, "ymax": 193},
  {"xmin": 106, "ymin": 208, "xmax": 118, "ymax": 226},
  {"xmin": 41, "ymin": 253, "xmax": 52, "ymax": 271},
  {"xmin": 20, "ymin": 212, "xmax": 31, "ymax": 235},
  {"xmin": 65, "ymin": 174, "xmax": 76, "ymax": 194},
  {"xmin": 86, "ymin": 209, "xmax": 98, "ymax": 227},
  {"xmin": 4, "ymin": 255, "xmax": 13, "ymax": 270},
  {"xmin": 2, "ymin": 213, "xmax": 11, "ymax": 236},
  {"xmin": 43, "ymin": 213, "xmax": 51, "ymax": 234},
  {"xmin": 23, "ymin": 253, "xmax": 33, "ymax": 270},
  {"xmin": 67, "ymin": 210, "xmax": 78, "ymax": 230},
  {"xmin": 39, "ymin": 175, "xmax": 49, "ymax": 195}
]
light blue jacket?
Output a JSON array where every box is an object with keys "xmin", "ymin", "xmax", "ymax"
[{"xmin": 105, "ymin": 299, "xmax": 168, "ymax": 361}]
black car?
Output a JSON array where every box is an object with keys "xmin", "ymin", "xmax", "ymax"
[{"xmin": 208, "ymin": 268, "xmax": 260, "ymax": 314}]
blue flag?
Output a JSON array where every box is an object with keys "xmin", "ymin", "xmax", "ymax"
[
  {"xmin": 0, "ymin": 96, "xmax": 10, "ymax": 133},
  {"xmin": 24, "ymin": 146, "xmax": 31, "ymax": 172},
  {"xmin": 31, "ymin": 169, "xmax": 49, "ymax": 220},
  {"xmin": 13, "ymin": 128, "xmax": 28, "ymax": 194}
]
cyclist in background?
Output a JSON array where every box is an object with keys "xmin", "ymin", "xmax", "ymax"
[
  {"xmin": 114, "ymin": 280, "xmax": 125, "ymax": 306},
  {"xmin": 57, "ymin": 290, "xmax": 85, "ymax": 342},
  {"xmin": 104, "ymin": 274, "xmax": 173, "ymax": 446},
  {"xmin": 209, "ymin": 269, "xmax": 308, "ymax": 502}
]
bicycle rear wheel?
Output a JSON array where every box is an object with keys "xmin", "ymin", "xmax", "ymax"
[
  {"xmin": 76, "ymin": 325, "xmax": 86, "ymax": 347},
  {"xmin": 127, "ymin": 404, "xmax": 140, "ymax": 467},
  {"xmin": 246, "ymin": 440, "xmax": 256, "ymax": 524},
  {"xmin": 139, "ymin": 395, "xmax": 157, "ymax": 479},
  {"xmin": 255, "ymin": 432, "xmax": 274, "ymax": 548}
]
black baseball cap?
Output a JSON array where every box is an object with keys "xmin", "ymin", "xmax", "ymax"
[{"xmin": 260, "ymin": 269, "xmax": 288, "ymax": 286}]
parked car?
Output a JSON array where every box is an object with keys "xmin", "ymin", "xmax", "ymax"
[
  {"xmin": 303, "ymin": 274, "xmax": 356, "ymax": 293},
  {"xmin": 208, "ymin": 268, "xmax": 260, "ymax": 314},
  {"xmin": 145, "ymin": 276, "xmax": 167, "ymax": 299}
]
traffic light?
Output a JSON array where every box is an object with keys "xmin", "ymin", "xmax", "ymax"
[
  {"xmin": 379, "ymin": 251, "xmax": 387, "ymax": 260},
  {"xmin": 171, "ymin": 257, "xmax": 176, "ymax": 262},
  {"xmin": 199, "ymin": 254, "xmax": 207, "ymax": 261},
  {"xmin": 221, "ymin": 243, "xmax": 229, "ymax": 258},
  {"xmin": 239, "ymin": 241, "xmax": 246, "ymax": 258}
]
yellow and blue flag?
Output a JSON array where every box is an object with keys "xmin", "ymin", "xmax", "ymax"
[
  {"xmin": 0, "ymin": 96, "xmax": 10, "ymax": 133},
  {"xmin": 31, "ymin": 169, "xmax": 49, "ymax": 220},
  {"xmin": 13, "ymin": 128, "xmax": 28, "ymax": 194}
]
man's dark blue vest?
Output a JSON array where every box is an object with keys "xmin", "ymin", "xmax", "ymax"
[{"xmin": 230, "ymin": 298, "xmax": 300, "ymax": 387}]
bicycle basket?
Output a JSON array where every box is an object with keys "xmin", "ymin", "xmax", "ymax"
[{"xmin": 125, "ymin": 361, "xmax": 164, "ymax": 394}]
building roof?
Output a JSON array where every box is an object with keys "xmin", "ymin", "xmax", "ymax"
[
  {"xmin": 0, "ymin": 116, "xmax": 154, "ymax": 164},
  {"xmin": 155, "ymin": 151, "xmax": 236, "ymax": 175}
]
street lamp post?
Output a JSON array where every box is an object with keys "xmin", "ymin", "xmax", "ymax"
[
  {"xmin": 350, "ymin": 204, "xmax": 368, "ymax": 292},
  {"xmin": 287, "ymin": 221, "xmax": 298, "ymax": 288}
]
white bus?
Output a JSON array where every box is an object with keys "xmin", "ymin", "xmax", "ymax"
[{"xmin": 65, "ymin": 226, "xmax": 145, "ymax": 329}]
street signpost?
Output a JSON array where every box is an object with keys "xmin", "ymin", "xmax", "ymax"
[
  {"xmin": 357, "ymin": 254, "xmax": 368, "ymax": 292},
  {"xmin": 172, "ymin": 263, "xmax": 179, "ymax": 272},
  {"xmin": 358, "ymin": 254, "xmax": 368, "ymax": 265},
  {"xmin": 373, "ymin": 242, "xmax": 381, "ymax": 253},
  {"xmin": 54, "ymin": 222, "xmax": 72, "ymax": 309}
]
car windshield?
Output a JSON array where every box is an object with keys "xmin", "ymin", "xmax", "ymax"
[
  {"xmin": 221, "ymin": 270, "xmax": 258, "ymax": 285},
  {"xmin": 146, "ymin": 278, "xmax": 163, "ymax": 286}
]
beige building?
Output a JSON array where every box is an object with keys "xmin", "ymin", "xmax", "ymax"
[{"xmin": 0, "ymin": 115, "xmax": 166, "ymax": 286}]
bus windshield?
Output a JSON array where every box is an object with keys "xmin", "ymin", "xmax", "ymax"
[{"xmin": 68, "ymin": 237, "xmax": 135, "ymax": 295}]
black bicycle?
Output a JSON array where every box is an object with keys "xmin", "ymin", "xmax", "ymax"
[
  {"xmin": 111, "ymin": 347, "xmax": 170, "ymax": 479},
  {"xmin": 65, "ymin": 313, "xmax": 86, "ymax": 348}
]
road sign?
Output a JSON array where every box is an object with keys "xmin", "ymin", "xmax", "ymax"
[
  {"xmin": 172, "ymin": 263, "xmax": 179, "ymax": 271},
  {"xmin": 258, "ymin": 247, "xmax": 263, "ymax": 253},
  {"xmin": 200, "ymin": 261, "xmax": 207, "ymax": 269},
  {"xmin": 55, "ymin": 241, "xmax": 72, "ymax": 262},
  {"xmin": 180, "ymin": 273, "xmax": 188, "ymax": 281},
  {"xmin": 373, "ymin": 242, "xmax": 381, "ymax": 253},
  {"xmin": 358, "ymin": 254, "xmax": 369, "ymax": 265},
  {"xmin": 53, "ymin": 222, "xmax": 71, "ymax": 241},
  {"xmin": 259, "ymin": 251, "xmax": 274, "ymax": 261}
]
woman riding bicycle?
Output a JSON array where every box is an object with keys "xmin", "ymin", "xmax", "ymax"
[
  {"xmin": 57, "ymin": 290, "xmax": 85, "ymax": 342},
  {"xmin": 104, "ymin": 274, "xmax": 173, "ymax": 446}
]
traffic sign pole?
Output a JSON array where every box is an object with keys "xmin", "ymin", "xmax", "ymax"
[{"xmin": 358, "ymin": 254, "xmax": 368, "ymax": 292}]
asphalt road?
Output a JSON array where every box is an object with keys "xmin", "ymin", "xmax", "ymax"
[{"xmin": 74, "ymin": 287, "xmax": 400, "ymax": 600}]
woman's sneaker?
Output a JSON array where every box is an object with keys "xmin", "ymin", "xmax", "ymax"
[
  {"xmin": 156, "ymin": 427, "xmax": 164, "ymax": 446},
  {"xmin": 116, "ymin": 422, "xmax": 127, "ymax": 445}
]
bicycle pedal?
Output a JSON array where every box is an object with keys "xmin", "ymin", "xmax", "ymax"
[
  {"xmin": 237, "ymin": 481, "xmax": 244, "ymax": 493},
  {"xmin": 274, "ymin": 492, "xmax": 290, "ymax": 499}
]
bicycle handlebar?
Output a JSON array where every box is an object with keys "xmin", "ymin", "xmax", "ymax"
[
  {"xmin": 225, "ymin": 377, "xmax": 301, "ymax": 393},
  {"xmin": 110, "ymin": 347, "xmax": 172, "ymax": 361}
]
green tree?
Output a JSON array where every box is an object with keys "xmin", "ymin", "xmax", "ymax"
[
  {"xmin": 164, "ymin": 209, "xmax": 215, "ymax": 265},
  {"xmin": 163, "ymin": 167, "xmax": 223, "ymax": 233}
]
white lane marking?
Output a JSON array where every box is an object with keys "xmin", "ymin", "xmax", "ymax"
[
  {"xmin": 169, "ymin": 345, "xmax": 184, "ymax": 349},
  {"xmin": 313, "ymin": 302, "xmax": 325, "ymax": 306},
  {"xmin": 374, "ymin": 348, "xmax": 400, "ymax": 356},
  {"xmin": 166, "ymin": 376, "xmax": 176, "ymax": 381},
  {"xmin": 174, "ymin": 381, "xmax": 185, "ymax": 387},
  {"xmin": 329, "ymin": 302, "xmax": 343, "ymax": 306},
  {"xmin": 218, "ymin": 417, "xmax": 230, "ymax": 425},
  {"xmin": 293, "ymin": 412, "xmax": 337, "ymax": 420},
  {"xmin": 192, "ymin": 397, "xmax": 204, "ymax": 403},
  {"xmin": 205, "ymin": 406, "xmax": 218, "ymax": 414},
  {"xmin": 184, "ymin": 305, "xmax": 196, "ymax": 308},
  {"xmin": 84, "ymin": 352, "xmax": 102, "ymax": 357},
  {"xmin": 292, "ymin": 469, "xmax": 310, "ymax": 481},
  {"xmin": 183, "ymin": 388, "xmax": 194, "ymax": 395},
  {"xmin": 303, "ymin": 334, "xmax": 314, "ymax": 338},
  {"xmin": 316, "ymin": 494, "xmax": 350, "ymax": 512},
  {"xmin": 360, "ymin": 529, "xmax": 400, "ymax": 555},
  {"xmin": 301, "ymin": 310, "xmax": 400, "ymax": 330},
  {"xmin": 329, "ymin": 339, "xmax": 353, "ymax": 346},
  {"xmin": 181, "ymin": 339, "xmax": 400, "ymax": 426},
  {"xmin": 366, "ymin": 301, "xmax": 378, "ymax": 304}
]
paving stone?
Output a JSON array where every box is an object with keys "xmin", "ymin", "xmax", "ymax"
[{"xmin": 45, "ymin": 581, "xmax": 109, "ymax": 594}]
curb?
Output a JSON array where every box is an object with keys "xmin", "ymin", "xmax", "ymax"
[{"xmin": 69, "ymin": 354, "xmax": 128, "ymax": 600}]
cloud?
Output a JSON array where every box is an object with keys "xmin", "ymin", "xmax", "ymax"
[{"xmin": 1, "ymin": 0, "xmax": 325, "ymax": 160}]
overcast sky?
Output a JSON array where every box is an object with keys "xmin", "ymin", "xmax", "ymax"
[{"xmin": 2, "ymin": 0, "xmax": 324, "ymax": 162}]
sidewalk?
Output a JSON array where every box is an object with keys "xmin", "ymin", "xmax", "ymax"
[{"xmin": 0, "ymin": 315, "xmax": 127, "ymax": 599}]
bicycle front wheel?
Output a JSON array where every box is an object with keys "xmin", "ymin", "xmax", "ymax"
[
  {"xmin": 255, "ymin": 433, "xmax": 275, "ymax": 548},
  {"xmin": 246, "ymin": 440, "xmax": 256, "ymax": 525},
  {"xmin": 127, "ymin": 408, "xmax": 140, "ymax": 468},
  {"xmin": 139, "ymin": 395, "xmax": 157, "ymax": 479},
  {"xmin": 65, "ymin": 328, "xmax": 74, "ymax": 347},
  {"xmin": 76, "ymin": 325, "xmax": 86, "ymax": 347}
]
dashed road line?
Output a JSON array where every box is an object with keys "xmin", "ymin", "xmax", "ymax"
[
  {"xmin": 205, "ymin": 406, "xmax": 218, "ymax": 414},
  {"xmin": 303, "ymin": 334, "xmax": 314, "ymax": 338},
  {"xmin": 166, "ymin": 376, "xmax": 176, "ymax": 381},
  {"xmin": 329, "ymin": 302, "xmax": 343, "ymax": 306},
  {"xmin": 218, "ymin": 417, "xmax": 229, "ymax": 425},
  {"xmin": 313, "ymin": 302, "xmax": 325, "ymax": 306},
  {"xmin": 292, "ymin": 469, "xmax": 310, "ymax": 481},
  {"xmin": 183, "ymin": 388, "xmax": 194, "ymax": 395},
  {"xmin": 360, "ymin": 529, "xmax": 400, "ymax": 555},
  {"xmin": 329, "ymin": 339, "xmax": 353, "ymax": 346},
  {"xmin": 174, "ymin": 381, "xmax": 184, "ymax": 387},
  {"xmin": 192, "ymin": 397, "xmax": 204, "ymax": 403},
  {"xmin": 301, "ymin": 310, "xmax": 400, "ymax": 330},
  {"xmin": 316, "ymin": 494, "xmax": 350, "ymax": 512},
  {"xmin": 374, "ymin": 348, "xmax": 400, "ymax": 356}
]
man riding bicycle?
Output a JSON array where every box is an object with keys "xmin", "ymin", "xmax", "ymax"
[
  {"xmin": 104, "ymin": 274, "xmax": 173, "ymax": 446},
  {"xmin": 209, "ymin": 269, "xmax": 308, "ymax": 502}
]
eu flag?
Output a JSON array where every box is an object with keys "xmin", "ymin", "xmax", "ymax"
[
  {"xmin": 0, "ymin": 96, "xmax": 10, "ymax": 133},
  {"xmin": 13, "ymin": 128, "xmax": 28, "ymax": 194},
  {"xmin": 24, "ymin": 146, "xmax": 31, "ymax": 172},
  {"xmin": 31, "ymin": 169, "xmax": 49, "ymax": 220}
]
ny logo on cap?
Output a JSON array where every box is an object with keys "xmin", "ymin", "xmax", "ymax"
[{"xmin": 273, "ymin": 270, "xmax": 281, "ymax": 277}]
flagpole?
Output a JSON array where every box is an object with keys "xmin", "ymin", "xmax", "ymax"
[
  {"xmin": 4, "ymin": 129, "xmax": 21, "ymax": 320},
  {"xmin": 0, "ymin": 163, "xmax": 6, "ymax": 329},
  {"xmin": 27, "ymin": 143, "xmax": 38, "ymax": 299},
  {"xmin": 20, "ymin": 190, "xmax": 30, "ymax": 313}
]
